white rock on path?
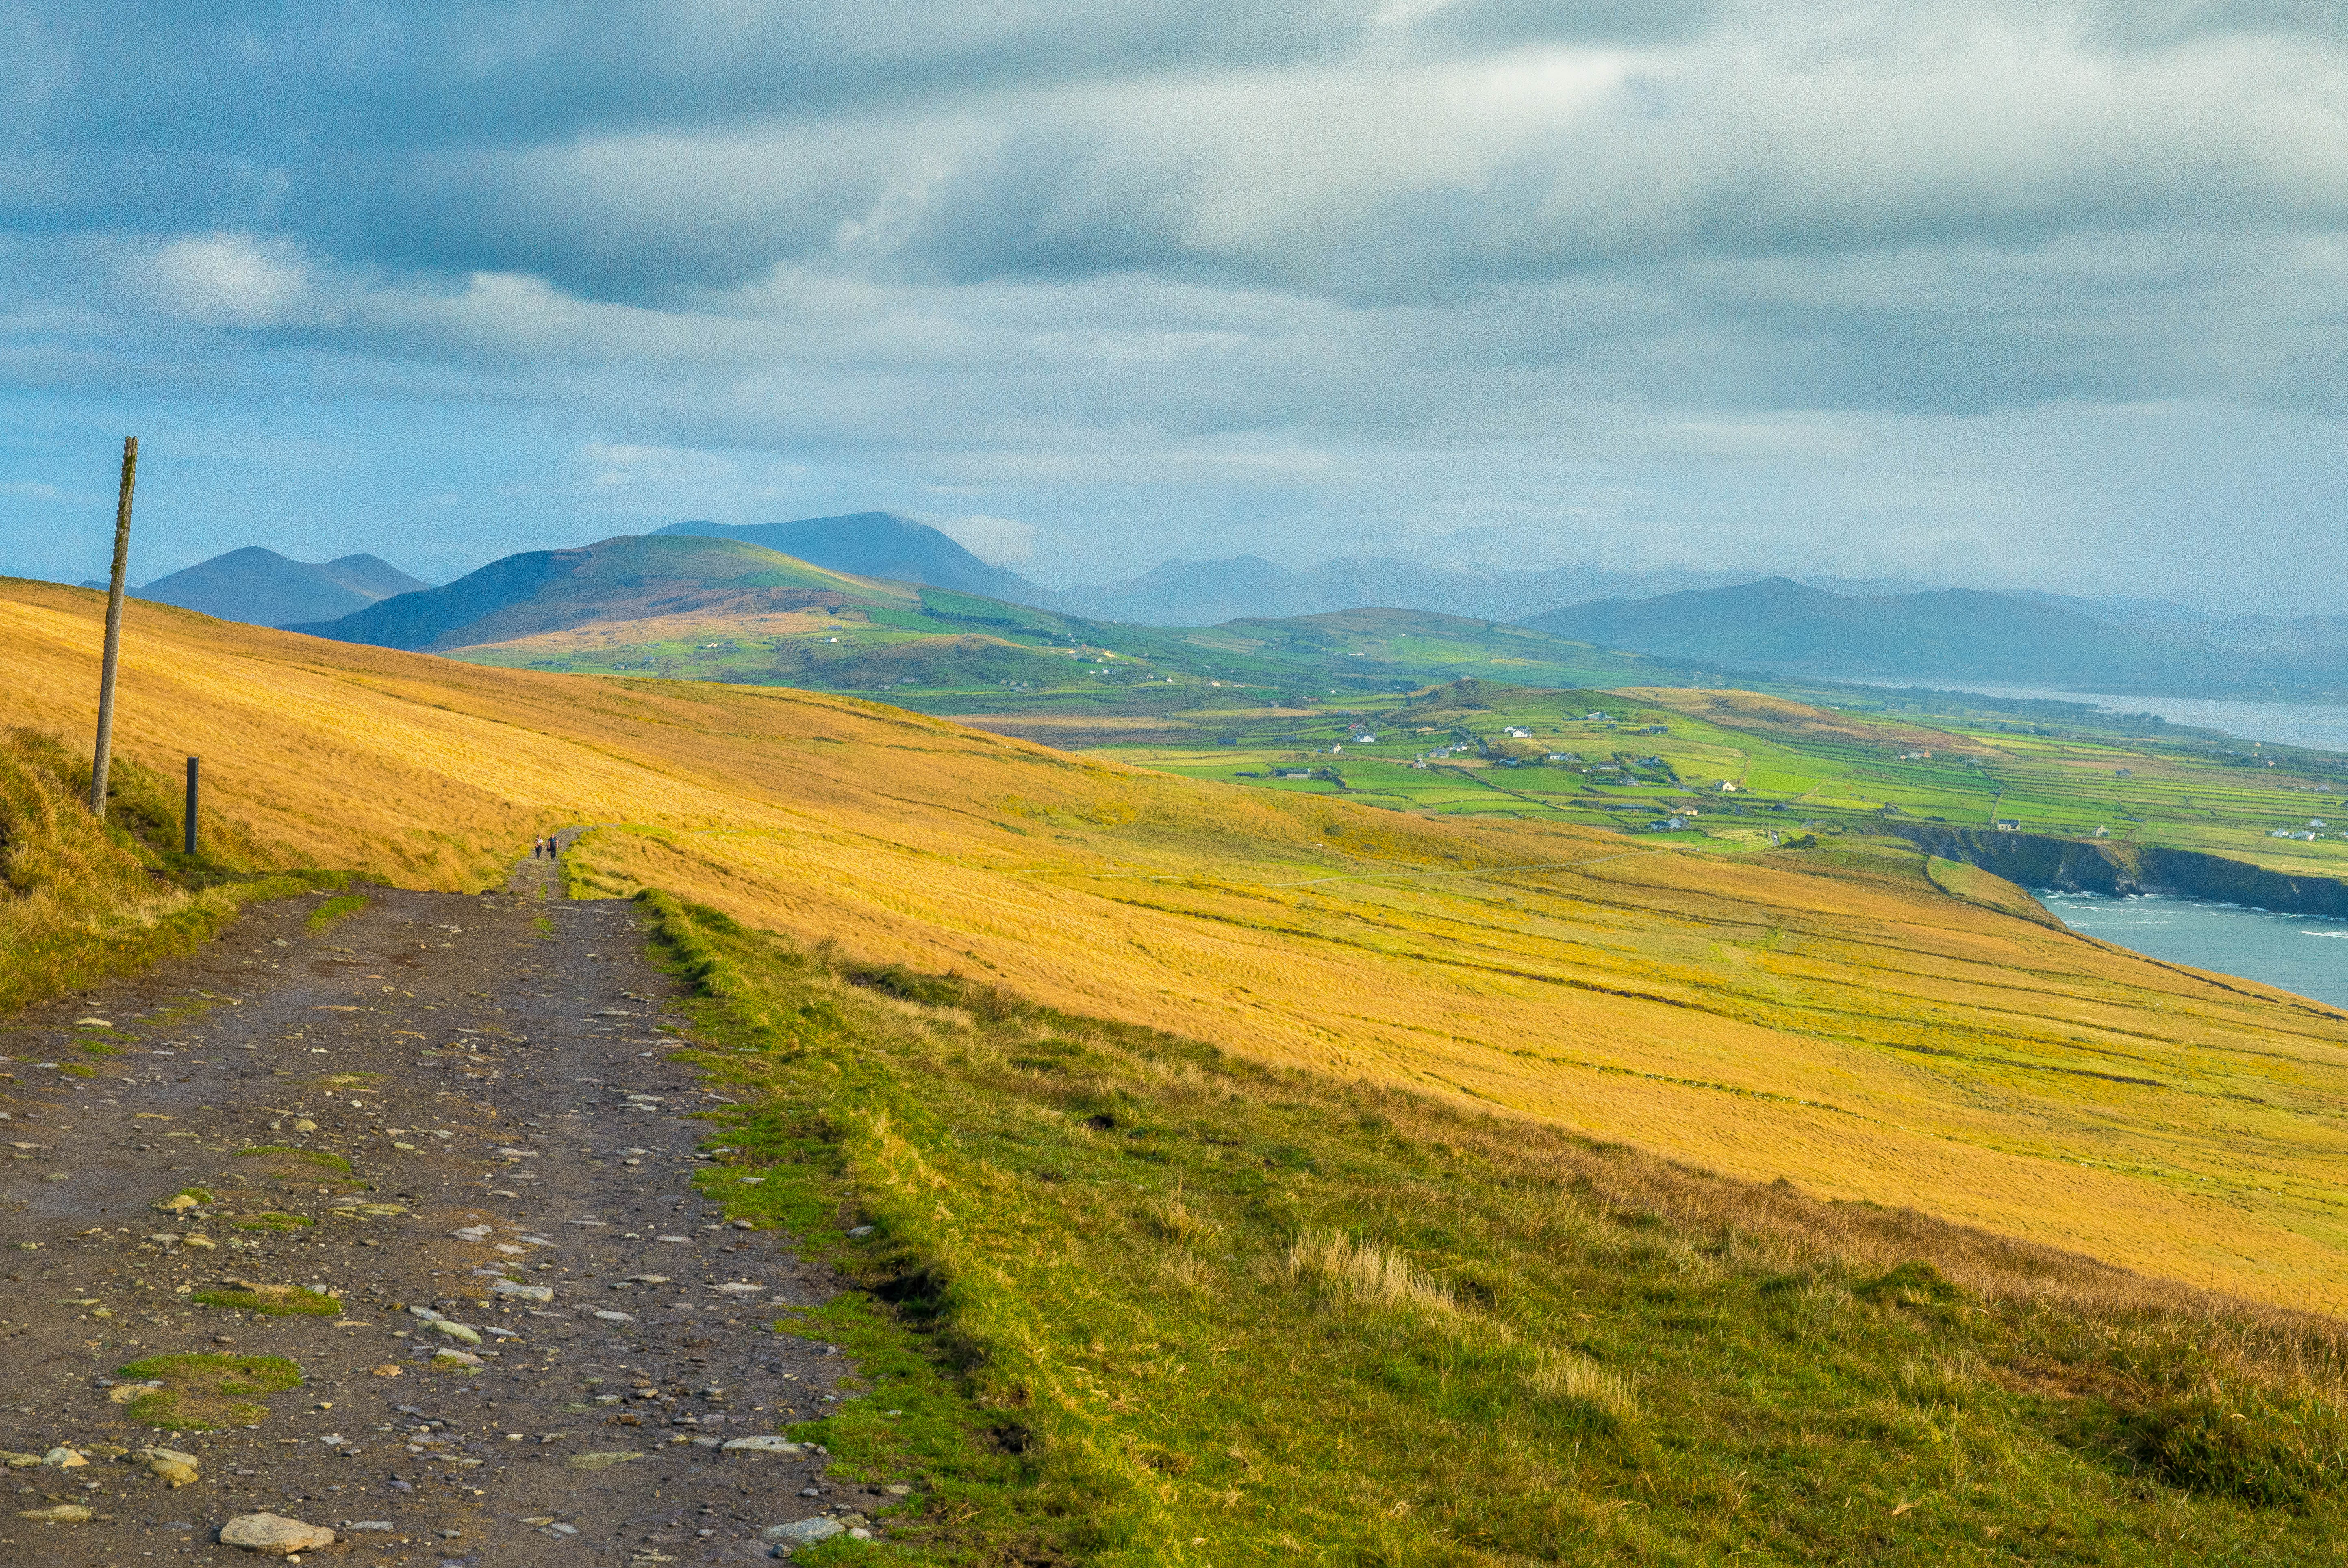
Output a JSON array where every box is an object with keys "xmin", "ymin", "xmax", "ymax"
[
  {"xmin": 761, "ymin": 1517, "xmax": 844, "ymax": 1545},
  {"xmin": 219, "ymin": 1513, "xmax": 337, "ymax": 1556},
  {"xmin": 17, "ymin": 1504, "xmax": 92, "ymax": 1522},
  {"xmin": 722, "ymin": 1436, "xmax": 802, "ymax": 1454},
  {"xmin": 489, "ymin": 1278, "xmax": 553, "ymax": 1301}
]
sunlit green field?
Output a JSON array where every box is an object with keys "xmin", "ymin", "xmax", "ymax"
[{"xmin": 1096, "ymin": 681, "xmax": 2348, "ymax": 876}]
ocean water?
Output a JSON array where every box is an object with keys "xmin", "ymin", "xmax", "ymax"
[
  {"xmin": 1822, "ymin": 678, "xmax": 2348, "ymax": 755},
  {"xmin": 2037, "ymin": 891, "xmax": 2348, "ymax": 1008}
]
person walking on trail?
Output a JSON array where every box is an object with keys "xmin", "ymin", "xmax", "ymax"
[{"xmin": 531, "ymin": 837, "xmax": 543, "ymax": 859}]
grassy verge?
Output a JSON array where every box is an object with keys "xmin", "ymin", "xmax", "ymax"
[
  {"xmin": 641, "ymin": 891, "xmax": 2348, "ymax": 1565},
  {"xmin": 0, "ymin": 727, "xmax": 346, "ymax": 1011}
]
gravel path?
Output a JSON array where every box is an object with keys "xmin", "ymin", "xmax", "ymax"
[{"xmin": 0, "ymin": 850, "xmax": 893, "ymax": 1564}]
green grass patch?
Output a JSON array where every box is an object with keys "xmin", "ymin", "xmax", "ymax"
[
  {"xmin": 192, "ymin": 1282, "xmax": 341, "ymax": 1316},
  {"xmin": 640, "ymin": 889, "xmax": 2348, "ymax": 1565},
  {"xmin": 78, "ymin": 1039, "xmax": 125, "ymax": 1055},
  {"xmin": 58, "ymin": 1061, "xmax": 96, "ymax": 1077},
  {"xmin": 304, "ymin": 893, "xmax": 369, "ymax": 933},
  {"xmin": 115, "ymin": 1353, "xmax": 303, "ymax": 1430},
  {"xmin": 533, "ymin": 914, "xmax": 556, "ymax": 937},
  {"xmin": 232, "ymin": 1145, "xmax": 353, "ymax": 1175},
  {"xmin": 231, "ymin": 1212, "xmax": 313, "ymax": 1232}
]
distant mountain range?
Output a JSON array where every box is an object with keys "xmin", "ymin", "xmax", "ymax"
[
  {"xmin": 1045, "ymin": 554, "xmax": 1945, "ymax": 626},
  {"xmin": 1517, "ymin": 577, "xmax": 2348, "ymax": 692},
  {"xmin": 85, "ymin": 509, "xmax": 2348, "ymax": 697},
  {"xmin": 100, "ymin": 546, "xmax": 430, "ymax": 626}
]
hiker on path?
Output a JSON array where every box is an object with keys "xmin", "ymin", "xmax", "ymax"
[{"xmin": 531, "ymin": 837, "xmax": 543, "ymax": 859}]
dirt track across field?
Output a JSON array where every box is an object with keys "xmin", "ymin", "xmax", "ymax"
[{"xmin": 0, "ymin": 849, "xmax": 896, "ymax": 1564}]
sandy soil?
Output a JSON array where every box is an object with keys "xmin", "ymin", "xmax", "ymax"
[{"xmin": 0, "ymin": 848, "xmax": 898, "ymax": 1564}]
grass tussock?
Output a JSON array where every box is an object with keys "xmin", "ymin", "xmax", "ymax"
[
  {"xmin": 641, "ymin": 893, "xmax": 2348, "ymax": 1564},
  {"xmin": 1284, "ymin": 1230, "xmax": 1461, "ymax": 1321},
  {"xmin": 1526, "ymin": 1348, "xmax": 1640, "ymax": 1427},
  {"xmin": 114, "ymin": 1353, "xmax": 302, "ymax": 1430},
  {"xmin": 1893, "ymin": 1352, "xmax": 1976, "ymax": 1406},
  {"xmin": 192, "ymin": 1281, "xmax": 341, "ymax": 1317}
]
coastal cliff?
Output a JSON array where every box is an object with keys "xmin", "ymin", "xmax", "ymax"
[{"xmin": 1870, "ymin": 822, "xmax": 2348, "ymax": 919}]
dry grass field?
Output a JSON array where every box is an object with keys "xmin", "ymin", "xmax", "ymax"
[{"xmin": 9, "ymin": 577, "xmax": 2348, "ymax": 1316}]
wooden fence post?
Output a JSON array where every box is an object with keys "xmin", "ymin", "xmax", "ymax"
[{"xmin": 89, "ymin": 436, "xmax": 138, "ymax": 817}]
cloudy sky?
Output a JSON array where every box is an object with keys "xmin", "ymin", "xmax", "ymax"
[{"xmin": 2, "ymin": 1, "xmax": 2343, "ymax": 609}]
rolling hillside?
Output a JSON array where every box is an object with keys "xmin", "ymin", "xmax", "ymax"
[
  {"xmin": 14, "ymin": 572, "xmax": 2348, "ymax": 1559},
  {"xmin": 441, "ymin": 588, "xmax": 1701, "ymax": 740},
  {"xmin": 10, "ymin": 572, "xmax": 2348, "ymax": 1313},
  {"xmin": 286, "ymin": 533, "xmax": 914, "ymax": 651}
]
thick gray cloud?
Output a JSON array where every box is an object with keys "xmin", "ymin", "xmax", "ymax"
[{"xmin": 0, "ymin": 1, "xmax": 2343, "ymax": 608}]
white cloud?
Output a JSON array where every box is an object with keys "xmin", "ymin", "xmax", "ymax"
[
  {"xmin": 929, "ymin": 512, "xmax": 1039, "ymax": 563},
  {"xmin": 2, "ymin": 1, "xmax": 2346, "ymax": 606},
  {"xmin": 128, "ymin": 233, "xmax": 334, "ymax": 329}
]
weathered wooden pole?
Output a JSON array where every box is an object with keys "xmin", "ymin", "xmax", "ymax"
[
  {"xmin": 89, "ymin": 436, "xmax": 137, "ymax": 817},
  {"xmin": 184, "ymin": 755, "xmax": 200, "ymax": 856}
]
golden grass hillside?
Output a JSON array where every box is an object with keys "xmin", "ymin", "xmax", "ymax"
[{"xmin": 8, "ymin": 576, "xmax": 2348, "ymax": 1316}]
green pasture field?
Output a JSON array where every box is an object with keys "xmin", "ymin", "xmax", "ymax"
[
  {"xmin": 447, "ymin": 586, "xmax": 2348, "ymax": 875},
  {"xmin": 1096, "ymin": 680, "xmax": 2348, "ymax": 876}
]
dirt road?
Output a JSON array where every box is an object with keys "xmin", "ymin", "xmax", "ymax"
[{"xmin": 0, "ymin": 850, "xmax": 895, "ymax": 1564}]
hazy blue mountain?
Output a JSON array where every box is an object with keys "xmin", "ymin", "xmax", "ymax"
[
  {"xmin": 2198, "ymin": 613, "xmax": 2348, "ymax": 655},
  {"xmin": 652, "ymin": 514, "xmax": 1060, "ymax": 605},
  {"xmin": 2001, "ymin": 589, "xmax": 2216, "ymax": 632},
  {"xmin": 1517, "ymin": 577, "xmax": 2248, "ymax": 685},
  {"xmin": 135, "ymin": 547, "xmax": 431, "ymax": 627},
  {"xmin": 1052, "ymin": 555, "xmax": 1937, "ymax": 625}
]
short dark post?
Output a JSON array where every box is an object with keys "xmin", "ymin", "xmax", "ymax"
[
  {"xmin": 89, "ymin": 436, "xmax": 138, "ymax": 817},
  {"xmin": 184, "ymin": 755, "xmax": 200, "ymax": 857}
]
